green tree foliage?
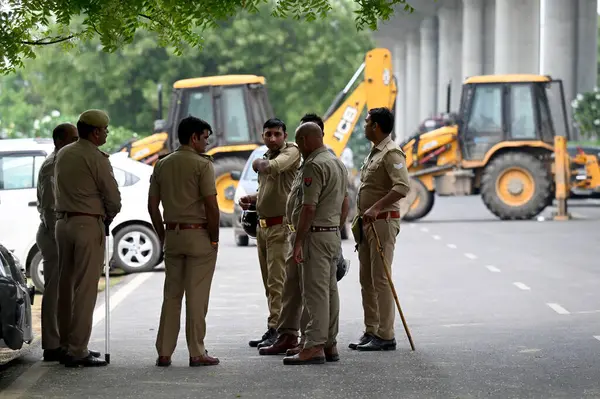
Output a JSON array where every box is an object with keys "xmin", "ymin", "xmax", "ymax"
[
  {"xmin": 0, "ymin": 0, "xmax": 415, "ymax": 75},
  {"xmin": 0, "ymin": 2, "xmax": 379, "ymax": 158},
  {"xmin": 571, "ymin": 90, "xmax": 600, "ymax": 141}
]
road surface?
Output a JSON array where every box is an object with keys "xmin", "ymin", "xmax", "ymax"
[{"xmin": 1, "ymin": 196, "xmax": 600, "ymax": 399}]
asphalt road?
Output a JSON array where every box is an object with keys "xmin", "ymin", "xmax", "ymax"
[{"xmin": 1, "ymin": 196, "xmax": 600, "ymax": 399}]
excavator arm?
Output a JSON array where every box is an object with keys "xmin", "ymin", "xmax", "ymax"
[{"xmin": 322, "ymin": 48, "xmax": 397, "ymax": 158}]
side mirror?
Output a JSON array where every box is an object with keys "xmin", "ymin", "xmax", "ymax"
[
  {"xmin": 153, "ymin": 119, "xmax": 167, "ymax": 133},
  {"xmin": 230, "ymin": 171, "xmax": 241, "ymax": 181}
]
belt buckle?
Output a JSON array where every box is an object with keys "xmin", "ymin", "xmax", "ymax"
[{"xmin": 259, "ymin": 219, "xmax": 267, "ymax": 228}]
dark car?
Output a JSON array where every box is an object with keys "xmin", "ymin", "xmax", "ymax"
[{"xmin": 0, "ymin": 242, "xmax": 35, "ymax": 350}]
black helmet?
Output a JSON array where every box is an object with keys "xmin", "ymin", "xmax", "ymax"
[
  {"xmin": 336, "ymin": 251, "xmax": 350, "ymax": 282},
  {"xmin": 241, "ymin": 209, "xmax": 258, "ymax": 238}
]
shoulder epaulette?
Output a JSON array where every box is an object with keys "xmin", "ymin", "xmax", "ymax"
[{"xmin": 199, "ymin": 153, "xmax": 214, "ymax": 162}]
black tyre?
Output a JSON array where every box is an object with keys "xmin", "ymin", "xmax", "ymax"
[
  {"xmin": 30, "ymin": 251, "xmax": 45, "ymax": 294},
  {"xmin": 214, "ymin": 157, "xmax": 248, "ymax": 227},
  {"xmin": 480, "ymin": 152, "xmax": 552, "ymax": 220},
  {"xmin": 113, "ymin": 224, "xmax": 161, "ymax": 273},
  {"xmin": 402, "ymin": 177, "xmax": 435, "ymax": 221}
]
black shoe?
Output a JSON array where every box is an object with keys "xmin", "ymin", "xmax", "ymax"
[
  {"xmin": 356, "ymin": 336, "xmax": 396, "ymax": 351},
  {"xmin": 249, "ymin": 328, "xmax": 276, "ymax": 348},
  {"xmin": 59, "ymin": 348, "xmax": 101, "ymax": 364},
  {"xmin": 348, "ymin": 333, "xmax": 374, "ymax": 350},
  {"xmin": 64, "ymin": 353, "xmax": 108, "ymax": 368},
  {"xmin": 43, "ymin": 348, "xmax": 64, "ymax": 362},
  {"xmin": 257, "ymin": 336, "xmax": 276, "ymax": 349}
]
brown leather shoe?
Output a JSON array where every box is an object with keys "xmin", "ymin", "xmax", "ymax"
[
  {"xmin": 283, "ymin": 345, "xmax": 326, "ymax": 365},
  {"xmin": 189, "ymin": 352, "xmax": 219, "ymax": 366},
  {"xmin": 285, "ymin": 335, "xmax": 306, "ymax": 356},
  {"xmin": 156, "ymin": 356, "xmax": 171, "ymax": 367},
  {"xmin": 325, "ymin": 344, "xmax": 339, "ymax": 362},
  {"xmin": 259, "ymin": 333, "xmax": 298, "ymax": 355}
]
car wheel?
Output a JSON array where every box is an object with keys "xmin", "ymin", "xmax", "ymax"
[
  {"xmin": 236, "ymin": 234, "xmax": 249, "ymax": 246},
  {"xmin": 113, "ymin": 224, "xmax": 161, "ymax": 273},
  {"xmin": 30, "ymin": 251, "xmax": 45, "ymax": 294}
]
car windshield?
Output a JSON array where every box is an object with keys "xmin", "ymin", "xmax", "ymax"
[{"xmin": 243, "ymin": 148, "xmax": 267, "ymax": 181}]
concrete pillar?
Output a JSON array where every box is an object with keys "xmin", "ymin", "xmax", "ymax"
[
  {"xmin": 462, "ymin": 0, "xmax": 485, "ymax": 78},
  {"xmin": 406, "ymin": 30, "xmax": 421, "ymax": 135},
  {"xmin": 419, "ymin": 17, "xmax": 438, "ymax": 121},
  {"xmin": 494, "ymin": 0, "xmax": 540, "ymax": 74},
  {"xmin": 392, "ymin": 41, "xmax": 407, "ymax": 143},
  {"xmin": 541, "ymin": 0, "xmax": 577, "ymax": 102},
  {"xmin": 437, "ymin": 1, "xmax": 463, "ymax": 113},
  {"xmin": 482, "ymin": 0, "xmax": 496, "ymax": 75},
  {"xmin": 576, "ymin": 0, "xmax": 598, "ymax": 94}
]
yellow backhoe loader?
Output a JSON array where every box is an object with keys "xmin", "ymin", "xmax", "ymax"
[
  {"xmin": 117, "ymin": 48, "xmax": 398, "ymax": 227},
  {"xmin": 398, "ymin": 74, "xmax": 600, "ymax": 221}
]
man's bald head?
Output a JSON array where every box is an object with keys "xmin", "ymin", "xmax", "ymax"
[
  {"xmin": 53, "ymin": 123, "xmax": 79, "ymax": 149},
  {"xmin": 295, "ymin": 121, "xmax": 324, "ymax": 157},
  {"xmin": 296, "ymin": 121, "xmax": 323, "ymax": 138}
]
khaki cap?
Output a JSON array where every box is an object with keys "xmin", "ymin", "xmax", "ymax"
[{"xmin": 79, "ymin": 109, "xmax": 110, "ymax": 128}]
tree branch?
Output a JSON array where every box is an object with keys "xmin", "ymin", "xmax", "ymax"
[{"xmin": 21, "ymin": 35, "xmax": 75, "ymax": 45}]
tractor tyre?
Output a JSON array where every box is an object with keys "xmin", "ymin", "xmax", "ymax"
[
  {"xmin": 401, "ymin": 177, "xmax": 435, "ymax": 221},
  {"xmin": 480, "ymin": 152, "xmax": 552, "ymax": 220},
  {"xmin": 214, "ymin": 157, "xmax": 248, "ymax": 227}
]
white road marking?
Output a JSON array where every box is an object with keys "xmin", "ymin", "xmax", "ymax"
[
  {"xmin": 575, "ymin": 310, "xmax": 600, "ymax": 314},
  {"xmin": 432, "ymin": 235, "xmax": 441, "ymax": 240},
  {"xmin": 486, "ymin": 265, "xmax": 501, "ymax": 273},
  {"xmin": 513, "ymin": 282, "xmax": 531, "ymax": 291},
  {"xmin": 519, "ymin": 349, "xmax": 541, "ymax": 353},
  {"xmin": 3, "ymin": 273, "xmax": 153, "ymax": 399},
  {"xmin": 547, "ymin": 303, "xmax": 570, "ymax": 315},
  {"xmin": 93, "ymin": 272, "xmax": 153, "ymax": 327},
  {"xmin": 420, "ymin": 227, "xmax": 429, "ymax": 232},
  {"xmin": 464, "ymin": 253, "xmax": 477, "ymax": 260},
  {"xmin": 594, "ymin": 336, "xmax": 600, "ymax": 342},
  {"xmin": 447, "ymin": 244, "xmax": 457, "ymax": 249}
]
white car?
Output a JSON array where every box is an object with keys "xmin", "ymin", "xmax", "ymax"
[{"xmin": 0, "ymin": 138, "xmax": 163, "ymax": 293}]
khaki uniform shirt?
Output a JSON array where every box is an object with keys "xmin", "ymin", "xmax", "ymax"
[
  {"xmin": 285, "ymin": 166, "xmax": 305, "ymax": 229},
  {"xmin": 36, "ymin": 150, "xmax": 57, "ymax": 233},
  {"xmin": 301, "ymin": 147, "xmax": 348, "ymax": 227},
  {"xmin": 256, "ymin": 142, "xmax": 301, "ymax": 219},
  {"xmin": 54, "ymin": 139, "xmax": 122, "ymax": 219},
  {"xmin": 148, "ymin": 145, "xmax": 216, "ymax": 224},
  {"xmin": 357, "ymin": 135, "xmax": 410, "ymax": 214}
]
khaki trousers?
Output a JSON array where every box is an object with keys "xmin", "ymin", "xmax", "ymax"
[
  {"xmin": 357, "ymin": 218, "xmax": 400, "ymax": 341},
  {"xmin": 277, "ymin": 232, "xmax": 310, "ymax": 337},
  {"xmin": 155, "ymin": 228, "xmax": 217, "ymax": 358},
  {"xmin": 36, "ymin": 222, "xmax": 60, "ymax": 350},
  {"xmin": 55, "ymin": 215, "xmax": 105, "ymax": 359},
  {"xmin": 301, "ymin": 230, "xmax": 340, "ymax": 349},
  {"xmin": 256, "ymin": 223, "xmax": 287, "ymax": 329}
]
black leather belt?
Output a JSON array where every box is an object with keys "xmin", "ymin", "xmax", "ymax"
[{"xmin": 310, "ymin": 226, "xmax": 339, "ymax": 232}]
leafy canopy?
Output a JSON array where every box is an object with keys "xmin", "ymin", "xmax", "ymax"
[{"xmin": 0, "ymin": 0, "xmax": 415, "ymax": 74}]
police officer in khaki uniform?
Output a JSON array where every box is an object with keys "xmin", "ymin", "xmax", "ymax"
[
  {"xmin": 54, "ymin": 110, "xmax": 122, "ymax": 367},
  {"xmin": 349, "ymin": 107, "xmax": 410, "ymax": 352},
  {"xmin": 239, "ymin": 118, "xmax": 301, "ymax": 349},
  {"xmin": 282, "ymin": 122, "xmax": 349, "ymax": 365},
  {"xmin": 258, "ymin": 114, "xmax": 324, "ymax": 357},
  {"xmin": 36, "ymin": 123, "xmax": 79, "ymax": 362},
  {"xmin": 148, "ymin": 116, "xmax": 220, "ymax": 367}
]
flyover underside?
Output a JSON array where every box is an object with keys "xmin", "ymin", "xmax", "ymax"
[{"xmin": 375, "ymin": 0, "xmax": 599, "ymax": 143}]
